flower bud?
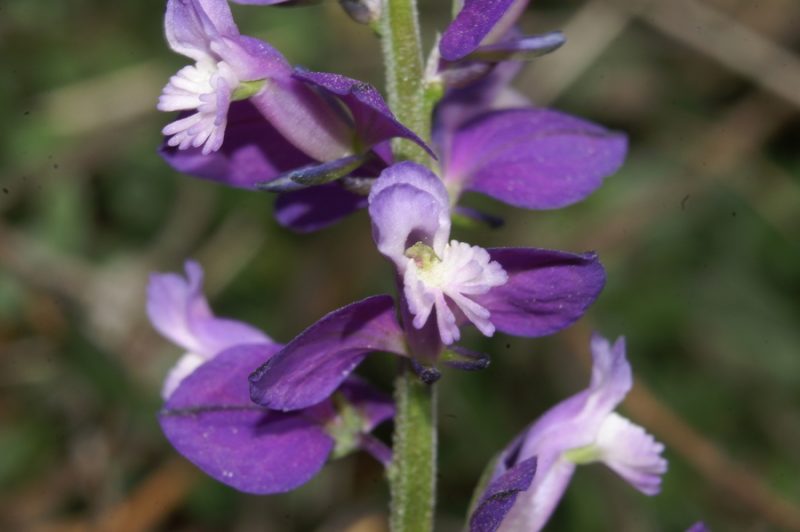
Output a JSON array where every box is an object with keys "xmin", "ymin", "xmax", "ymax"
[{"xmin": 339, "ymin": 0, "xmax": 381, "ymax": 25}]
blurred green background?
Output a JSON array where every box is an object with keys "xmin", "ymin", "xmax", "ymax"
[{"xmin": 1, "ymin": 0, "xmax": 799, "ymax": 530}]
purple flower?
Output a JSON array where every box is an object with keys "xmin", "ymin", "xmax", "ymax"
[
  {"xmin": 369, "ymin": 161, "xmax": 605, "ymax": 346},
  {"xmin": 271, "ymin": 75, "xmax": 626, "ymax": 230},
  {"xmin": 471, "ymin": 334, "xmax": 667, "ymax": 531},
  {"xmin": 250, "ymin": 164, "xmax": 605, "ymax": 412},
  {"xmin": 159, "ymin": 0, "xmax": 295, "ymax": 155},
  {"xmin": 159, "ymin": 0, "xmax": 426, "ymax": 162},
  {"xmin": 158, "ymin": 1, "xmax": 623, "ymax": 235},
  {"xmin": 268, "ymin": 74, "xmax": 626, "ymax": 231},
  {"xmin": 147, "ymin": 260, "xmax": 271, "ymax": 398},
  {"xmin": 148, "ymin": 261, "xmax": 394, "ymax": 494}
]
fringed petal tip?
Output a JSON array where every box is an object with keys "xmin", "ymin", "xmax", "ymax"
[{"xmin": 596, "ymin": 412, "xmax": 667, "ymax": 496}]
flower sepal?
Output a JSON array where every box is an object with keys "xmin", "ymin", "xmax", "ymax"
[
  {"xmin": 441, "ymin": 346, "xmax": 491, "ymax": 371},
  {"xmin": 338, "ymin": 0, "xmax": 382, "ymax": 26},
  {"xmin": 464, "ymin": 31, "xmax": 566, "ymax": 63},
  {"xmin": 257, "ymin": 154, "xmax": 368, "ymax": 192},
  {"xmin": 324, "ymin": 380, "xmax": 394, "ymax": 462},
  {"xmin": 409, "ymin": 359, "xmax": 443, "ymax": 384}
]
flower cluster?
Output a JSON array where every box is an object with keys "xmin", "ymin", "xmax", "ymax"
[
  {"xmin": 148, "ymin": 0, "xmax": 669, "ymax": 529},
  {"xmin": 148, "ymin": 261, "xmax": 394, "ymax": 493}
]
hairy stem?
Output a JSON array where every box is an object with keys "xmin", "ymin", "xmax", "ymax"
[
  {"xmin": 381, "ymin": 0, "xmax": 438, "ymax": 529},
  {"xmin": 381, "ymin": 0, "xmax": 431, "ymax": 163},
  {"xmin": 389, "ymin": 361, "xmax": 437, "ymax": 532}
]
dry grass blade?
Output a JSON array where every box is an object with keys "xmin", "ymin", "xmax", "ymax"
[
  {"xmin": 94, "ymin": 458, "xmax": 198, "ymax": 532},
  {"xmin": 617, "ymin": 0, "xmax": 800, "ymax": 109}
]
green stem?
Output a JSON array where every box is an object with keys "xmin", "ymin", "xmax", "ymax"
[
  {"xmin": 389, "ymin": 361, "xmax": 437, "ymax": 532},
  {"xmin": 380, "ymin": 0, "xmax": 437, "ymax": 529},
  {"xmin": 381, "ymin": 0, "xmax": 431, "ymax": 164}
]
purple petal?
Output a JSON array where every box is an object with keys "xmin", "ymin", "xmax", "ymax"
[
  {"xmin": 440, "ymin": 0, "xmax": 527, "ymax": 61},
  {"xmin": 160, "ymin": 101, "xmax": 314, "ymax": 189},
  {"xmin": 147, "ymin": 260, "xmax": 272, "ymax": 358},
  {"xmin": 191, "ymin": 316, "xmax": 274, "ymax": 358},
  {"xmin": 147, "ymin": 261, "xmax": 211, "ymax": 352},
  {"xmin": 433, "ymin": 60, "xmax": 522, "ymax": 159},
  {"xmin": 587, "ymin": 334, "xmax": 631, "ymax": 408},
  {"xmin": 369, "ymin": 161, "xmax": 450, "ymax": 208},
  {"xmin": 686, "ymin": 523, "xmax": 709, "ymax": 532},
  {"xmin": 165, "ymin": 0, "xmax": 238, "ymax": 61},
  {"xmin": 370, "ymin": 184, "xmax": 445, "ymax": 266},
  {"xmin": 469, "ymin": 457, "xmax": 537, "ymax": 532},
  {"xmin": 473, "ymin": 249, "xmax": 605, "ymax": 338},
  {"xmin": 446, "ymin": 109, "xmax": 627, "ymax": 209},
  {"xmin": 292, "ymin": 69, "xmax": 434, "ymax": 156},
  {"xmin": 160, "ymin": 343, "xmax": 336, "ymax": 494},
  {"xmin": 368, "ymin": 162, "xmax": 451, "ymax": 265},
  {"xmin": 166, "ymin": 343, "xmax": 280, "ymax": 411},
  {"xmin": 163, "ymin": 1, "xmax": 289, "ymax": 79},
  {"xmin": 274, "ymin": 183, "xmax": 367, "ymax": 233},
  {"xmin": 219, "ymin": 34, "xmax": 293, "ymax": 81},
  {"xmin": 248, "ymin": 75, "xmax": 355, "ymax": 162},
  {"xmin": 249, "ymin": 295, "xmax": 406, "ymax": 411}
]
